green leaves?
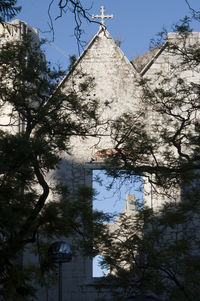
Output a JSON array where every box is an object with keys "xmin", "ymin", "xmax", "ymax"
[
  {"xmin": 0, "ymin": 33, "xmax": 100, "ymax": 299},
  {"xmin": 96, "ymin": 202, "xmax": 200, "ymax": 300}
]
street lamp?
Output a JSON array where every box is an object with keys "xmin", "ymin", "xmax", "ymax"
[{"xmin": 48, "ymin": 241, "xmax": 72, "ymax": 301}]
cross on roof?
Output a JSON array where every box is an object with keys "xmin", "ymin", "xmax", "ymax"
[{"xmin": 92, "ymin": 6, "xmax": 113, "ymax": 25}]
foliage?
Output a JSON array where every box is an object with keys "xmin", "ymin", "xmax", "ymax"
[
  {"xmin": 0, "ymin": 30, "xmax": 105, "ymax": 300},
  {"xmin": 106, "ymin": 20, "xmax": 200, "ymax": 189},
  {"xmin": 0, "ymin": 0, "xmax": 21, "ymax": 22},
  {"xmin": 97, "ymin": 192, "xmax": 200, "ymax": 301},
  {"xmin": 92, "ymin": 19, "xmax": 200, "ymax": 301}
]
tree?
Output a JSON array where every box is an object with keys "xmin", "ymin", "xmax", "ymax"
[
  {"xmin": 185, "ymin": 0, "xmax": 200, "ymax": 22},
  {"xmin": 96, "ymin": 196, "xmax": 200, "ymax": 301},
  {"xmin": 48, "ymin": 0, "xmax": 101, "ymax": 45},
  {"xmin": 0, "ymin": 27, "xmax": 107, "ymax": 300},
  {"xmin": 0, "ymin": 0, "xmax": 21, "ymax": 22},
  {"xmin": 2, "ymin": 2, "xmax": 200, "ymax": 301},
  {"xmin": 92, "ymin": 19, "xmax": 200, "ymax": 301},
  {"xmin": 103, "ymin": 17, "xmax": 200, "ymax": 187},
  {"xmin": 0, "ymin": 0, "xmax": 99, "ymax": 46}
]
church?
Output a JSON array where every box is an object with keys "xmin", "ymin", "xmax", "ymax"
[{"xmin": 0, "ymin": 6, "xmax": 200, "ymax": 301}]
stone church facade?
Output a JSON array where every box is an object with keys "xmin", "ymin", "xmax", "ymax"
[{"xmin": 1, "ymin": 18, "xmax": 200, "ymax": 301}]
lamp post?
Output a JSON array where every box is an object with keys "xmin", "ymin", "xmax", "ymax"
[{"xmin": 48, "ymin": 241, "xmax": 72, "ymax": 301}]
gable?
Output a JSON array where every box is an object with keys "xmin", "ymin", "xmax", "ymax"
[
  {"xmin": 59, "ymin": 27, "xmax": 147, "ymax": 163},
  {"xmin": 61, "ymin": 27, "xmax": 143, "ymax": 118},
  {"xmin": 132, "ymin": 45, "xmax": 165, "ymax": 75},
  {"xmin": 140, "ymin": 32, "xmax": 200, "ymax": 83}
]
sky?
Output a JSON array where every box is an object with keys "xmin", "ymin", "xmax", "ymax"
[
  {"xmin": 93, "ymin": 170, "xmax": 143, "ymax": 215},
  {"xmin": 92, "ymin": 170, "xmax": 142, "ymax": 276},
  {"xmin": 16, "ymin": 0, "xmax": 200, "ymax": 69}
]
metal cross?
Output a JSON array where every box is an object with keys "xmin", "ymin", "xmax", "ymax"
[{"xmin": 92, "ymin": 6, "xmax": 113, "ymax": 25}]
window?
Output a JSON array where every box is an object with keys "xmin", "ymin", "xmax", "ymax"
[{"xmin": 92, "ymin": 169, "xmax": 143, "ymax": 277}]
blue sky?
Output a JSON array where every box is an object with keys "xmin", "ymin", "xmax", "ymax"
[
  {"xmin": 92, "ymin": 170, "xmax": 143, "ymax": 276},
  {"xmin": 93, "ymin": 170, "xmax": 143, "ymax": 215},
  {"xmin": 17, "ymin": 0, "xmax": 200, "ymax": 69}
]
